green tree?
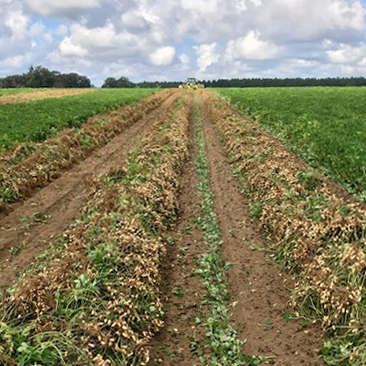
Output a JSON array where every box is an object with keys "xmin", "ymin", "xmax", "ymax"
[
  {"xmin": 102, "ymin": 77, "xmax": 118, "ymax": 88},
  {"xmin": 26, "ymin": 66, "xmax": 55, "ymax": 88}
]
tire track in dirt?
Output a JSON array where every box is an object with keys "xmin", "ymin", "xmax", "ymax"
[
  {"xmin": 148, "ymin": 92, "xmax": 326, "ymax": 365},
  {"xmin": 148, "ymin": 96, "xmax": 210, "ymax": 366},
  {"xmin": 198, "ymin": 92, "xmax": 325, "ymax": 365},
  {"xmin": 0, "ymin": 91, "xmax": 182, "ymax": 288}
]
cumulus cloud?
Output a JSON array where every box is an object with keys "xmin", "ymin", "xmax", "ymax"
[
  {"xmin": 235, "ymin": 0, "xmax": 262, "ymax": 11},
  {"xmin": 149, "ymin": 46, "xmax": 176, "ymax": 66},
  {"xmin": 59, "ymin": 37, "xmax": 88, "ymax": 57},
  {"xmin": 1, "ymin": 0, "xmax": 366, "ymax": 85},
  {"xmin": 25, "ymin": 0, "xmax": 100, "ymax": 16},
  {"xmin": 0, "ymin": 53, "xmax": 33, "ymax": 69},
  {"xmin": 327, "ymin": 43, "xmax": 366, "ymax": 63},
  {"xmin": 5, "ymin": 9, "xmax": 29, "ymax": 39},
  {"xmin": 193, "ymin": 43, "xmax": 219, "ymax": 72},
  {"xmin": 179, "ymin": 53, "xmax": 190, "ymax": 64},
  {"xmin": 227, "ymin": 30, "xmax": 278, "ymax": 61}
]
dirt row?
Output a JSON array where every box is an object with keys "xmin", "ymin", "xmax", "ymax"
[
  {"xmin": 0, "ymin": 89, "xmax": 328, "ymax": 365},
  {"xmin": 0, "ymin": 91, "xmax": 181, "ymax": 288},
  {"xmin": 148, "ymin": 92, "xmax": 325, "ymax": 365},
  {"xmin": 0, "ymin": 88, "xmax": 97, "ymax": 105}
]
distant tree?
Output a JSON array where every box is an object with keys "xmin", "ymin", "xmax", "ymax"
[
  {"xmin": 26, "ymin": 66, "xmax": 55, "ymax": 88},
  {"xmin": 136, "ymin": 81, "xmax": 180, "ymax": 88},
  {"xmin": 102, "ymin": 77, "xmax": 118, "ymax": 88},
  {"xmin": 116, "ymin": 76, "xmax": 135, "ymax": 88},
  {"xmin": 0, "ymin": 66, "xmax": 91, "ymax": 89},
  {"xmin": 55, "ymin": 73, "xmax": 91, "ymax": 88},
  {"xmin": 0, "ymin": 74, "xmax": 27, "ymax": 88},
  {"xmin": 102, "ymin": 76, "xmax": 136, "ymax": 88},
  {"xmin": 202, "ymin": 77, "xmax": 366, "ymax": 88}
]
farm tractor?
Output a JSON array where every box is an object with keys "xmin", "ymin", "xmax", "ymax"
[{"xmin": 180, "ymin": 77, "xmax": 205, "ymax": 89}]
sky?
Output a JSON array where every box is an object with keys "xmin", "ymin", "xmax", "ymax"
[{"xmin": 0, "ymin": 0, "xmax": 366, "ymax": 86}]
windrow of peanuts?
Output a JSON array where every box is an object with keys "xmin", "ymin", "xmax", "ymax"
[
  {"xmin": 0, "ymin": 91, "xmax": 171, "ymax": 215},
  {"xmin": 0, "ymin": 95, "xmax": 190, "ymax": 365},
  {"xmin": 203, "ymin": 91, "xmax": 366, "ymax": 364}
]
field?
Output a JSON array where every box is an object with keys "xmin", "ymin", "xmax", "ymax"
[
  {"xmin": 0, "ymin": 88, "xmax": 47, "ymax": 97},
  {"xmin": 0, "ymin": 88, "xmax": 97, "ymax": 105},
  {"xmin": 0, "ymin": 87, "xmax": 365, "ymax": 365},
  {"xmin": 0, "ymin": 88, "xmax": 156, "ymax": 150},
  {"xmin": 215, "ymin": 87, "xmax": 366, "ymax": 201}
]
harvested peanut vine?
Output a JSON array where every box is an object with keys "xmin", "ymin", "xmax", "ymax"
[
  {"xmin": 203, "ymin": 91, "xmax": 366, "ymax": 365},
  {"xmin": 0, "ymin": 96, "xmax": 189, "ymax": 365},
  {"xmin": 0, "ymin": 91, "xmax": 171, "ymax": 214}
]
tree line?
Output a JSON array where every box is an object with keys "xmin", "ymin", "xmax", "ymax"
[
  {"xmin": 0, "ymin": 66, "xmax": 91, "ymax": 88},
  {"xmin": 102, "ymin": 76, "xmax": 366, "ymax": 88},
  {"xmin": 101, "ymin": 76, "xmax": 180, "ymax": 88},
  {"xmin": 201, "ymin": 77, "xmax": 366, "ymax": 88},
  {"xmin": 2, "ymin": 67, "xmax": 366, "ymax": 89}
]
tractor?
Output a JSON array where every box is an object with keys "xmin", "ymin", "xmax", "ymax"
[{"xmin": 179, "ymin": 77, "xmax": 205, "ymax": 89}]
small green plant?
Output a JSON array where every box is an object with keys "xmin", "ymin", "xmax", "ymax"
[
  {"xmin": 10, "ymin": 242, "xmax": 25, "ymax": 255},
  {"xmin": 264, "ymin": 319, "xmax": 274, "ymax": 329},
  {"xmin": 249, "ymin": 202, "xmax": 262, "ymax": 219},
  {"xmin": 193, "ymin": 95, "xmax": 262, "ymax": 365},
  {"xmin": 171, "ymin": 288, "xmax": 183, "ymax": 297}
]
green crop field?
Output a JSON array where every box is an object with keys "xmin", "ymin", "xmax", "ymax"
[
  {"xmin": 0, "ymin": 88, "xmax": 48, "ymax": 97},
  {"xmin": 0, "ymin": 88, "xmax": 156, "ymax": 150},
  {"xmin": 216, "ymin": 87, "xmax": 366, "ymax": 200}
]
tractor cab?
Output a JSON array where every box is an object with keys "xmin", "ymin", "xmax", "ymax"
[{"xmin": 187, "ymin": 77, "xmax": 197, "ymax": 84}]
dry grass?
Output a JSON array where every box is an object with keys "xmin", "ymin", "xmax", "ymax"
[{"xmin": 0, "ymin": 89, "xmax": 97, "ymax": 105}]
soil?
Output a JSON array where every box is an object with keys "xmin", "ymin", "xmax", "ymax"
[
  {"xmin": 149, "ymin": 109, "xmax": 209, "ymax": 365},
  {"xmin": 199, "ymin": 93, "xmax": 325, "ymax": 365},
  {"xmin": 0, "ymin": 92, "xmax": 181, "ymax": 288},
  {"xmin": 0, "ymin": 89, "xmax": 328, "ymax": 365},
  {"xmin": 0, "ymin": 88, "xmax": 97, "ymax": 105},
  {"xmin": 148, "ymin": 91, "xmax": 325, "ymax": 365}
]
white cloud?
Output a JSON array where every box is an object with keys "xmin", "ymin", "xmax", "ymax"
[
  {"xmin": 55, "ymin": 24, "xmax": 68, "ymax": 37},
  {"xmin": 1, "ymin": 0, "xmax": 366, "ymax": 85},
  {"xmin": 5, "ymin": 9, "xmax": 29, "ymax": 39},
  {"xmin": 26, "ymin": 0, "xmax": 100, "ymax": 16},
  {"xmin": 149, "ymin": 46, "xmax": 176, "ymax": 66},
  {"xmin": 358, "ymin": 57, "xmax": 366, "ymax": 66},
  {"xmin": 193, "ymin": 43, "xmax": 219, "ymax": 73},
  {"xmin": 328, "ymin": 43, "xmax": 366, "ymax": 63},
  {"xmin": 59, "ymin": 37, "xmax": 88, "ymax": 57},
  {"xmin": 293, "ymin": 59, "xmax": 317, "ymax": 67},
  {"xmin": 235, "ymin": 0, "xmax": 262, "ymax": 11},
  {"xmin": 53, "ymin": 22, "xmax": 147, "ymax": 64},
  {"xmin": 328, "ymin": 0, "xmax": 365, "ymax": 30},
  {"xmin": 340, "ymin": 65, "xmax": 354, "ymax": 74},
  {"xmin": 227, "ymin": 30, "xmax": 278, "ymax": 60},
  {"xmin": 179, "ymin": 53, "xmax": 190, "ymax": 64},
  {"xmin": 0, "ymin": 53, "xmax": 32, "ymax": 69}
]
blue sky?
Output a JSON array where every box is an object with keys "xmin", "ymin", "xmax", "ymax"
[{"xmin": 0, "ymin": 0, "xmax": 366, "ymax": 86}]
